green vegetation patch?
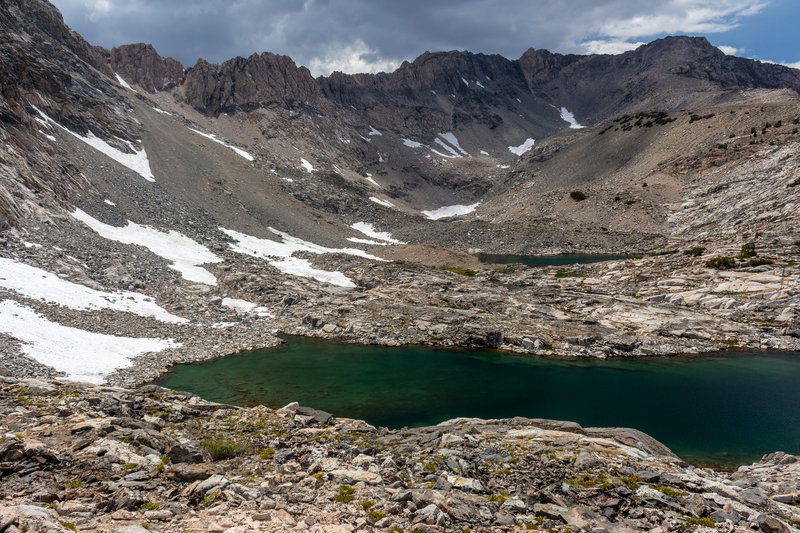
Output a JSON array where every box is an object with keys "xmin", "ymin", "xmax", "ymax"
[
  {"xmin": 655, "ymin": 485, "xmax": 685, "ymax": 498},
  {"xmin": 705, "ymin": 256, "xmax": 736, "ymax": 269},
  {"xmin": 689, "ymin": 113, "xmax": 715, "ymax": 123},
  {"xmin": 684, "ymin": 515, "xmax": 716, "ymax": 528},
  {"xmin": 738, "ymin": 242, "xmax": 757, "ymax": 259},
  {"xmin": 683, "ymin": 246, "xmax": 706, "ymax": 257},
  {"xmin": 440, "ymin": 266, "xmax": 478, "ymax": 277}
]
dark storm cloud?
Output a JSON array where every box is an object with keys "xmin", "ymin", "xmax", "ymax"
[{"xmin": 51, "ymin": 0, "xmax": 768, "ymax": 75}]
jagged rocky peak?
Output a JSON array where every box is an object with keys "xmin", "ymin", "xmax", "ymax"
[
  {"xmin": 106, "ymin": 43, "xmax": 184, "ymax": 92},
  {"xmin": 180, "ymin": 52, "xmax": 323, "ymax": 115},
  {"xmin": 517, "ymin": 35, "xmax": 800, "ymax": 125}
]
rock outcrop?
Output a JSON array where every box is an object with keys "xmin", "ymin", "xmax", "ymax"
[
  {"xmin": 106, "ymin": 43, "xmax": 184, "ymax": 92},
  {"xmin": 0, "ymin": 376, "xmax": 798, "ymax": 532}
]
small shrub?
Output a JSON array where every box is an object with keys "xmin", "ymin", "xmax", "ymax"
[
  {"xmin": 570, "ymin": 190, "xmax": 587, "ymax": 201},
  {"xmin": 738, "ymin": 242, "xmax": 757, "ymax": 259},
  {"xmin": 748, "ymin": 258, "xmax": 773, "ymax": 267},
  {"xmin": 140, "ymin": 502, "xmax": 159, "ymax": 511},
  {"xmin": 367, "ymin": 509, "xmax": 387, "ymax": 522},
  {"xmin": 360, "ymin": 500, "xmax": 374, "ymax": 510},
  {"xmin": 685, "ymin": 515, "xmax": 716, "ymax": 527},
  {"xmin": 59, "ymin": 522, "xmax": 76, "ymax": 532},
  {"xmin": 706, "ymin": 256, "xmax": 736, "ymax": 269},
  {"xmin": 257, "ymin": 447, "xmax": 275, "ymax": 459},
  {"xmin": 200, "ymin": 438, "xmax": 250, "ymax": 460},
  {"xmin": 335, "ymin": 484, "xmax": 355, "ymax": 503},
  {"xmin": 488, "ymin": 490, "xmax": 509, "ymax": 505},
  {"xmin": 683, "ymin": 246, "xmax": 705, "ymax": 257},
  {"xmin": 788, "ymin": 178, "xmax": 800, "ymax": 187}
]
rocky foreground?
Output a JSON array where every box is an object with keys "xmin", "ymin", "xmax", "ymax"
[{"xmin": 0, "ymin": 375, "xmax": 798, "ymax": 533}]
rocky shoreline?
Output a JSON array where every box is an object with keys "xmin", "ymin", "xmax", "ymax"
[
  {"xmin": 1, "ymin": 375, "xmax": 799, "ymax": 533},
  {"xmin": 2, "ymin": 221, "xmax": 799, "ymax": 389}
]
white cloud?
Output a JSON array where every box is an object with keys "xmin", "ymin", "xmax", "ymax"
[
  {"xmin": 596, "ymin": 2, "xmax": 768, "ymax": 40},
  {"xmin": 581, "ymin": 40, "xmax": 645, "ymax": 55},
  {"xmin": 306, "ymin": 40, "xmax": 400, "ymax": 76},
  {"xmin": 717, "ymin": 45, "xmax": 741, "ymax": 55},
  {"xmin": 85, "ymin": 0, "xmax": 111, "ymax": 20}
]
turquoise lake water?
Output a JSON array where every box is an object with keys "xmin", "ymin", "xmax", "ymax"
[{"xmin": 156, "ymin": 336, "xmax": 800, "ymax": 467}]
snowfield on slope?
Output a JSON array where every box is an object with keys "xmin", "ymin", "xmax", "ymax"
[
  {"xmin": 32, "ymin": 105, "xmax": 155, "ymax": 182},
  {"xmin": 349, "ymin": 222, "xmax": 405, "ymax": 245},
  {"xmin": 560, "ymin": 107, "xmax": 584, "ymax": 129},
  {"xmin": 422, "ymin": 202, "xmax": 481, "ymax": 220},
  {"xmin": 72, "ymin": 209, "xmax": 222, "ymax": 285},
  {"xmin": 0, "ymin": 300, "xmax": 179, "ymax": 384},
  {"xmin": 221, "ymin": 227, "xmax": 385, "ymax": 288},
  {"xmin": 509, "ymin": 138, "xmax": 535, "ymax": 156},
  {"xmin": 0, "ymin": 257, "xmax": 187, "ymax": 324}
]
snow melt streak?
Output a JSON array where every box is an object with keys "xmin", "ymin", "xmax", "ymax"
[
  {"xmin": 33, "ymin": 105, "xmax": 155, "ymax": 182},
  {"xmin": 0, "ymin": 300, "xmax": 178, "ymax": 384},
  {"xmin": 72, "ymin": 209, "xmax": 221, "ymax": 285},
  {"xmin": 189, "ymin": 128, "xmax": 254, "ymax": 161},
  {"xmin": 0, "ymin": 258, "xmax": 187, "ymax": 324}
]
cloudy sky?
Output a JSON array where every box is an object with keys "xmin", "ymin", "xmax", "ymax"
[{"xmin": 51, "ymin": 0, "xmax": 800, "ymax": 76}]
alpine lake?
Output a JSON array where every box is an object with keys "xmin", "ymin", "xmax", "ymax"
[{"xmin": 157, "ymin": 335, "xmax": 800, "ymax": 468}]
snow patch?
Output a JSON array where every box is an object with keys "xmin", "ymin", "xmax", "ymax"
[
  {"xmin": 475, "ymin": 80, "xmax": 485, "ymax": 88},
  {"xmin": 364, "ymin": 173, "xmax": 380, "ymax": 187},
  {"xmin": 71, "ymin": 209, "xmax": 221, "ymax": 285},
  {"xmin": 438, "ymin": 132, "xmax": 469, "ymax": 156},
  {"xmin": 0, "ymin": 257, "xmax": 188, "ymax": 324},
  {"xmin": 368, "ymin": 126, "xmax": 382, "ymax": 136},
  {"xmin": 369, "ymin": 197, "xmax": 395, "ymax": 208},
  {"xmin": 402, "ymin": 138, "xmax": 423, "ymax": 148},
  {"xmin": 560, "ymin": 107, "xmax": 584, "ymax": 129},
  {"xmin": 188, "ymin": 128, "xmax": 254, "ymax": 161},
  {"xmin": 508, "ymin": 138, "xmax": 536, "ymax": 156},
  {"xmin": 0, "ymin": 300, "xmax": 178, "ymax": 384},
  {"xmin": 152, "ymin": 107, "xmax": 172, "ymax": 115},
  {"xmin": 220, "ymin": 227, "xmax": 384, "ymax": 288},
  {"xmin": 33, "ymin": 105, "xmax": 155, "ymax": 182},
  {"xmin": 422, "ymin": 202, "xmax": 480, "ymax": 220},
  {"xmin": 104, "ymin": 199, "xmax": 116, "ymax": 206},
  {"xmin": 480, "ymin": 150, "xmax": 489, "ymax": 155},
  {"xmin": 350, "ymin": 222, "xmax": 405, "ymax": 244},
  {"xmin": 221, "ymin": 297, "xmax": 272, "ymax": 317},
  {"xmin": 282, "ymin": 177, "xmax": 294, "ymax": 183},
  {"xmin": 40, "ymin": 131, "xmax": 56, "ymax": 142},
  {"xmin": 300, "ymin": 158, "xmax": 314, "ymax": 173},
  {"xmin": 461, "ymin": 77, "xmax": 470, "ymax": 86},
  {"xmin": 114, "ymin": 72, "xmax": 133, "ymax": 90}
]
